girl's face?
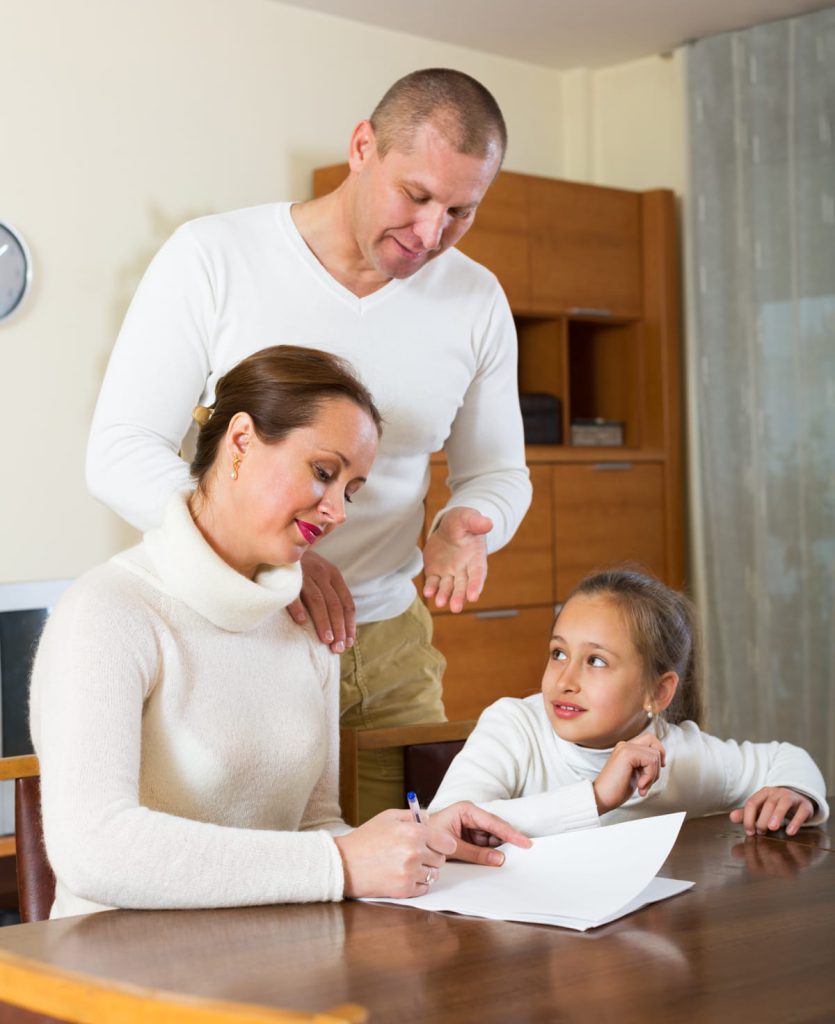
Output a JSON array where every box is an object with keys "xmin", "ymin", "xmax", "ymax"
[
  {"xmin": 195, "ymin": 397, "xmax": 378, "ymax": 578},
  {"xmin": 541, "ymin": 593, "xmax": 651, "ymax": 749}
]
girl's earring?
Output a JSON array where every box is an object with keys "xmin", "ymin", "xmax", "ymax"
[
  {"xmin": 645, "ymin": 706, "xmax": 653, "ymax": 721},
  {"xmin": 230, "ymin": 454, "xmax": 241, "ymax": 480}
]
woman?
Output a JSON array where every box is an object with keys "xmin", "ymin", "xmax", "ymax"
[{"xmin": 31, "ymin": 345, "xmax": 526, "ymax": 919}]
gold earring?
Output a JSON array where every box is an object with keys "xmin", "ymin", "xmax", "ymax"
[{"xmin": 230, "ymin": 454, "xmax": 240, "ymax": 480}]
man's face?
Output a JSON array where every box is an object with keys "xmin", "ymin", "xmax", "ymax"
[{"xmin": 348, "ymin": 119, "xmax": 502, "ymax": 283}]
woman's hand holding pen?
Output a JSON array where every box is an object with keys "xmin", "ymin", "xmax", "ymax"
[
  {"xmin": 334, "ymin": 809, "xmax": 456, "ymax": 898},
  {"xmin": 593, "ymin": 734, "xmax": 666, "ymax": 815}
]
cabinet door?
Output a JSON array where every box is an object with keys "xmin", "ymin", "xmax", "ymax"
[
  {"xmin": 425, "ymin": 462, "xmax": 553, "ymax": 609},
  {"xmin": 552, "ymin": 462, "xmax": 666, "ymax": 599},
  {"xmin": 455, "ymin": 171, "xmax": 530, "ymax": 310},
  {"xmin": 431, "ymin": 606, "xmax": 554, "ymax": 721},
  {"xmin": 529, "ymin": 178, "xmax": 642, "ymax": 318}
]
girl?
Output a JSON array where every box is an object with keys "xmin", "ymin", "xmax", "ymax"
[
  {"xmin": 31, "ymin": 345, "xmax": 526, "ymax": 920},
  {"xmin": 431, "ymin": 567, "xmax": 828, "ymax": 837}
]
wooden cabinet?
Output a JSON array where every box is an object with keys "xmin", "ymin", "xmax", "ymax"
[
  {"xmin": 527, "ymin": 177, "xmax": 642, "ymax": 317},
  {"xmin": 431, "ymin": 606, "xmax": 553, "ymax": 721},
  {"xmin": 313, "ymin": 165, "xmax": 684, "ymax": 723},
  {"xmin": 552, "ymin": 461, "xmax": 666, "ymax": 599},
  {"xmin": 455, "ymin": 170, "xmax": 530, "ymax": 310}
]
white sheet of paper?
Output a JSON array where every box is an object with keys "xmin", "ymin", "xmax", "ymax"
[{"xmin": 365, "ymin": 812, "xmax": 693, "ymax": 931}]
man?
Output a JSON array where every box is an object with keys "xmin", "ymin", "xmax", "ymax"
[{"xmin": 87, "ymin": 68, "xmax": 532, "ymax": 820}]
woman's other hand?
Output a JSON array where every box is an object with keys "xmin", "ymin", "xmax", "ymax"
[{"xmin": 429, "ymin": 801, "xmax": 532, "ymax": 865}]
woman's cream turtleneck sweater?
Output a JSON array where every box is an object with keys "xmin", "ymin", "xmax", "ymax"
[{"xmin": 30, "ymin": 492, "xmax": 346, "ymax": 919}]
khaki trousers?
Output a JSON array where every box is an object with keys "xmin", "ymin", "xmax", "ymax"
[{"xmin": 339, "ymin": 596, "xmax": 447, "ymax": 822}]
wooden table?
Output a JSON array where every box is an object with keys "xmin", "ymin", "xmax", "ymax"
[{"xmin": 0, "ymin": 814, "xmax": 833, "ymax": 1023}]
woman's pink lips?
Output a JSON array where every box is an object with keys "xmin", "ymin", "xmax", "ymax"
[
  {"xmin": 552, "ymin": 702, "xmax": 586, "ymax": 719},
  {"xmin": 295, "ymin": 520, "xmax": 322, "ymax": 544}
]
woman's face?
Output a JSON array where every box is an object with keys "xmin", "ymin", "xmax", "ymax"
[{"xmin": 198, "ymin": 397, "xmax": 378, "ymax": 578}]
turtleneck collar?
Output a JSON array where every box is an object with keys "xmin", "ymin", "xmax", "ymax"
[
  {"xmin": 123, "ymin": 490, "xmax": 303, "ymax": 633},
  {"xmin": 548, "ymin": 719, "xmax": 659, "ymax": 781}
]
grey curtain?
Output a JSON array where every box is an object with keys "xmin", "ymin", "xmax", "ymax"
[{"xmin": 686, "ymin": 8, "xmax": 835, "ymax": 788}]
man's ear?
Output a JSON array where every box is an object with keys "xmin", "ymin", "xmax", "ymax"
[
  {"xmin": 348, "ymin": 119, "xmax": 377, "ymax": 172},
  {"xmin": 651, "ymin": 671, "xmax": 679, "ymax": 715}
]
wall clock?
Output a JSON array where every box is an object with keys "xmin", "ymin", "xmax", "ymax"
[{"xmin": 0, "ymin": 222, "xmax": 33, "ymax": 321}]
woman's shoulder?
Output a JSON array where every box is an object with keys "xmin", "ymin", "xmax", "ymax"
[{"xmin": 47, "ymin": 549, "xmax": 169, "ymax": 638}]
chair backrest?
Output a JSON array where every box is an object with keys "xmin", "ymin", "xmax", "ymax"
[
  {"xmin": 0, "ymin": 755, "xmax": 55, "ymax": 922},
  {"xmin": 339, "ymin": 721, "xmax": 475, "ymax": 826},
  {"xmin": 404, "ymin": 739, "xmax": 468, "ymax": 810}
]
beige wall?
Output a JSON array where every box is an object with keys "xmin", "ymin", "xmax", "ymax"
[{"xmin": 1, "ymin": 0, "xmax": 685, "ymax": 583}]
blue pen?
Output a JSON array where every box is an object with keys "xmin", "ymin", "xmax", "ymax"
[{"xmin": 406, "ymin": 790, "xmax": 426, "ymax": 824}]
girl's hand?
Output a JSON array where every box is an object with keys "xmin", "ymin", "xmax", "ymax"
[
  {"xmin": 593, "ymin": 734, "xmax": 666, "ymax": 815},
  {"xmin": 334, "ymin": 809, "xmax": 455, "ymax": 898},
  {"xmin": 729, "ymin": 786, "xmax": 815, "ymax": 837}
]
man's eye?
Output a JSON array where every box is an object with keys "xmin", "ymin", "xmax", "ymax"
[
  {"xmin": 450, "ymin": 208, "xmax": 473, "ymax": 219},
  {"xmin": 406, "ymin": 191, "xmax": 428, "ymax": 204}
]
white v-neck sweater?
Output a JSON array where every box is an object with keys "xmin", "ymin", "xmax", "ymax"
[
  {"xmin": 86, "ymin": 202, "xmax": 531, "ymax": 624},
  {"xmin": 29, "ymin": 492, "xmax": 346, "ymax": 919}
]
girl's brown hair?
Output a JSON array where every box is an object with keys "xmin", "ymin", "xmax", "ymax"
[
  {"xmin": 566, "ymin": 566, "xmax": 703, "ymax": 730},
  {"xmin": 190, "ymin": 345, "xmax": 382, "ymax": 491}
]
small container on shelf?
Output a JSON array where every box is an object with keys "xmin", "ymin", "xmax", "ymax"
[
  {"xmin": 520, "ymin": 393, "xmax": 562, "ymax": 444},
  {"xmin": 570, "ymin": 417, "xmax": 624, "ymax": 446}
]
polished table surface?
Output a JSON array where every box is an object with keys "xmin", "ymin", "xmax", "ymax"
[{"xmin": 0, "ymin": 813, "xmax": 833, "ymax": 1023}]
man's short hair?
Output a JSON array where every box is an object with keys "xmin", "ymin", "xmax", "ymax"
[{"xmin": 369, "ymin": 68, "xmax": 507, "ymax": 162}]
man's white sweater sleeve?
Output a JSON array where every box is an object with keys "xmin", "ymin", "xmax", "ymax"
[
  {"xmin": 434, "ymin": 285, "xmax": 532, "ymax": 554},
  {"xmin": 86, "ymin": 226, "xmax": 212, "ymax": 531}
]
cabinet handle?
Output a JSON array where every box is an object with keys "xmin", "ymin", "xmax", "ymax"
[
  {"xmin": 592, "ymin": 462, "xmax": 633, "ymax": 471},
  {"xmin": 474, "ymin": 609, "xmax": 520, "ymax": 620},
  {"xmin": 568, "ymin": 306, "xmax": 612, "ymax": 317}
]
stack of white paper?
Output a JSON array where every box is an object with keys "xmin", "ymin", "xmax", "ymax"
[{"xmin": 366, "ymin": 812, "xmax": 693, "ymax": 931}]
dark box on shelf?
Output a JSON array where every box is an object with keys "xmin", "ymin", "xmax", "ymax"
[
  {"xmin": 570, "ymin": 418, "xmax": 624, "ymax": 446},
  {"xmin": 520, "ymin": 393, "xmax": 562, "ymax": 444}
]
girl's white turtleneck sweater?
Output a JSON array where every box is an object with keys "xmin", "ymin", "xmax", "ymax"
[
  {"xmin": 30, "ymin": 492, "xmax": 347, "ymax": 919},
  {"xmin": 430, "ymin": 694, "xmax": 829, "ymax": 834}
]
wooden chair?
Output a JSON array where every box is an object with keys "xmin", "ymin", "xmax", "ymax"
[
  {"xmin": 0, "ymin": 947, "xmax": 368, "ymax": 1023},
  {"xmin": 0, "ymin": 754, "xmax": 55, "ymax": 923},
  {"xmin": 339, "ymin": 720, "xmax": 476, "ymax": 826}
]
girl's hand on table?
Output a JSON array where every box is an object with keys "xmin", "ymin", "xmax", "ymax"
[{"xmin": 729, "ymin": 786, "xmax": 815, "ymax": 836}]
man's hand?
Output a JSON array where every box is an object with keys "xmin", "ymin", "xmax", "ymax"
[
  {"xmin": 429, "ymin": 801, "xmax": 532, "ymax": 866},
  {"xmin": 286, "ymin": 549, "xmax": 355, "ymax": 653},
  {"xmin": 422, "ymin": 506, "xmax": 493, "ymax": 613}
]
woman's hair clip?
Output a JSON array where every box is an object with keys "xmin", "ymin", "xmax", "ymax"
[{"xmin": 192, "ymin": 405, "xmax": 213, "ymax": 427}]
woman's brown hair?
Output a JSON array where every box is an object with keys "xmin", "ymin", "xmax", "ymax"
[
  {"xmin": 565, "ymin": 566, "xmax": 703, "ymax": 731},
  {"xmin": 190, "ymin": 345, "xmax": 382, "ymax": 492}
]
